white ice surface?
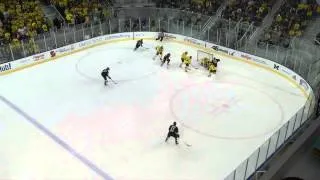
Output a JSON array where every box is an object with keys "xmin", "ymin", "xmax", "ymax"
[{"xmin": 0, "ymin": 40, "xmax": 306, "ymax": 179}]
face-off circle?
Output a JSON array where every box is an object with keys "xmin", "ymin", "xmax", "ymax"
[{"xmin": 170, "ymin": 81, "xmax": 285, "ymax": 139}]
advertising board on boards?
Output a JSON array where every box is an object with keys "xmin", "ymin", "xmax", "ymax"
[
  {"xmin": 78, "ymin": 40, "xmax": 90, "ymax": 48},
  {"xmin": 280, "ymin": 67, "xmax": 292, "ymax": 76},
  {"xmin": 299, "ymin": 78, "xmax": 309, "ymax": 91},
  {"xmin": 0, "ymin": 63, "xmax": 11, "ymax": 72},
  {"xmin": 33, "ymin": 53, "xmax": 45, "ymax": 62},
  {"xmin": 105, "ymin": 33, "xmax": 131, "ymax": 41},
  {"xmin": 209, "ymin": 44, "xmax": 235, "ymax": 56},
  {"xmin": 240, "ymin": 53, "xmax": 267, "ymax": 65},
  {"xmin": 55, "ymin": 45, "xmax": 75, "ymax": 54},
  {"xmin": 164, "ymin": 33, "xmax": 177, "ymax": 39},
  {"xmin": 184, "ymin": 37, "xmax": 202, "ymax": 46},
  {"xmin": 273, "ymin": 63, "xmax": 310, "ymax": 92}
]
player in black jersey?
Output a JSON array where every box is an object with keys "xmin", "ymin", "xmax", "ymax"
[
  {"xmin": 156, "ymin": 29, "xmax": 165, "ymax": 42},
  {"xmin": 101, "ymin": 67, "xmax": 112, "ymax": 86},
  {"xmin": 165, "ymin": 122, "xmax": 179, "ymax": 145},
  {"xmin": 134, "ymin": 39, "xmax": 143, "ymax": 51},
  {"xmin": 161, "ymin": 53, "xmax": 171, "ymax": 67}
]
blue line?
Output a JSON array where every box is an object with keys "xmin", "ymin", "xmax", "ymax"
[{"xmin": 0, "ymin": 96, "xmax": 113, "ymax": 180}]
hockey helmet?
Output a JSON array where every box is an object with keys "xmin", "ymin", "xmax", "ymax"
[
  {"xmin": 173, "ymin": 122, "xmax": 176, "ymax": 125},
  {"xmin": 106, "ymin": 67, "xmax": 110, "ymax": 70}
]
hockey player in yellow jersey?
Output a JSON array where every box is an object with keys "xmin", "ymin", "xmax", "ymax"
[
  {"xmin": 153, "ymin": 45, "xmax": 164, "ymax": 60},
  {"xmin": 200, "ymin": 57, "xmax": 210, "ymax": 68},
  {"xmin": 179, "ymin": 51, "xmax": 188, "ymax": 68},
  {"xmin": 184, "ymin": 56, "xmax": 192, "ymax": 72},
  {"xmin": 208, "ymin": 63, "xmax": 216, "ymax": 77}
]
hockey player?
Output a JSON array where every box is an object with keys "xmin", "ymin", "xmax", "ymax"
[
  {"xmin": 212, "ymin": 57, "xmax": 220, "ymax": 67},
  {"xmin": 208, "ymin": 58, "xmax": 220, "ymax": 77},
  {"xmin": 200, "ymin": 57, "xmax": 210, "ymax": 68},
  {"xmin": 101, "ymin": 67, "xmax": 112, "ymax": 86},
  {"xmin": 179, "ymin": 51, "xmax": 188, "ymax": 68},
  {"xmin": 161, "ymin": 53, "xmax": 171, "ymax": 67},
  {"xmin": 184, "ymin": 56, "xmax": 192, "ymax": 72},
  {"xmin": 156, "ymin": 29, "xmax": 165, "ymax": 42},
  {"xmin": 134, "ymin": 39, "xmax": 143, "ymax": 51},
  {"xmin": 208, "ymin": 63, "xmax": 217, "ymax": 77},
  {"xmin": 165, "ymin": 122, "xmax": 179, "ymax": 145},
  {"xmin": 153, "ymin": 45, "xmax": 164, "ymax": 60}
]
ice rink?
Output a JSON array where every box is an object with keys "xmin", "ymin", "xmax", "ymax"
[{"xmin": 0, "ymin": 40, "xmax": 307, "ymax": 179}]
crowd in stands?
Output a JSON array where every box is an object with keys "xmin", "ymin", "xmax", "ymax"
[
  {"xmin": 189, "ymin": 0, "xmax": 223, "ymax": 15},
  {"xmin": 0, "ymin": 0, "xmax": 319, "ymax": 54},
  {"xmin": 260, "ymin": 0, "xmax": 320, "ymax": 46},
  {"xmin": 0, "ymin": 0, "xmax": 50, "ymax": 47},
  {"xmin": 51, "ymin": 0, "xmax": 111, "ymax": 25},
  {"xmin": 222, "ymin": 0, "xmax": 272, "ymax": 26},
  {"xmin": 156, "ymin": 0, "xmax": 223, "ymax": 15}
]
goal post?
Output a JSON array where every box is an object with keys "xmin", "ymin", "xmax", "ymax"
[{"xmin": 197, "ymin": 50, "xmax": 213, "ymax": 62}]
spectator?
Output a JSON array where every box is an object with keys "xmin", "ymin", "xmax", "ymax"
[
  {"xmin": 51, "ymin": 0, "xmax": 111, "ymax": 25},
  {"xmin": 0, "ymin": 0, "xmax": 50, "ymax": 45},
  {"xmin": 222, "ymin": 0, "xmax": 272, "ymax": 26}
]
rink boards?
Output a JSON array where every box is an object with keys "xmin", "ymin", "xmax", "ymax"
[{"xmin": 0, "ymin": 32, "xmax": 312, "ymax": 98}]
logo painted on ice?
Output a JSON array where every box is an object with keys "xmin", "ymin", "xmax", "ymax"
[{"xmin": 0, "ymin": 63, "xmax": 11, "ymax": 72}]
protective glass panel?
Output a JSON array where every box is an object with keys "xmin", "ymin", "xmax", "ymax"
[
  {"xmin": 224, "ymin": 170, "xmax": 235, "ymax": 180},
  {"xmin": 285, "ymin": 115, "xmax": 297, "ymax": 140},
  {"xmin": 276, "ymin": 122, "xmax": 289, "ymax": 148},
  {"xmin": 235, "ymin": 159, "xmax": 247, "ymax": 180},
  {"xmin": 293, "ymin": 107, "xmax": 304, "ymax": 132},
  {"xmin": 245, "ymin": 148, "xmax": 260, "ymax": 179},
  {"xmin": 267, "ymin": 130, "xmax": 280, "ymax": 158},
  {"xmin": 256, "ymin": 139, "xmax": 270, "ymax": 168}
]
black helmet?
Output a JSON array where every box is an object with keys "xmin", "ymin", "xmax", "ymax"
[
  {"xmin": 173, "ymin": 122, "xmax": 176, "ymax": 125},
  {"xmin": 106, "ymin": 67, "xmax": 110, "ymax": 70}
]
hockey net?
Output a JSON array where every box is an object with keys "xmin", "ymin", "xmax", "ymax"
[{"xmin": 197, "ymin": 50, "xmax": 213, "ymax": 62}]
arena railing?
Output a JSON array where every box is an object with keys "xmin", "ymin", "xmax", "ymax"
[{"xmin": 0, "ymin": 8, "xmax": 319, "ymax": 180}]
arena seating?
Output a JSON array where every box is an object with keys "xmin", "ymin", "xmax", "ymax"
[
  {"xmin": 264, "ymin": 0, "xmax": 319, "ymax": 45},
  {"xmin": 221, "ymin": 0, "xmax": 274, "ymax": 26},
  {"xmin": 0, "ymin": 0, "xmax": 50, "ymax": 46},
  {"xmin": 51, "ymin": 0, "xmax": 111, "ymax": 25},
  {"xmin": 157, "ymin": 0, "xmax": 223, "ymax": 15}
]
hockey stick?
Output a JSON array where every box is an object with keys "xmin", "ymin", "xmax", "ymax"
[{"xmin": 109, "ymin": 78, "xmax": 117, "ymax": 84}]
